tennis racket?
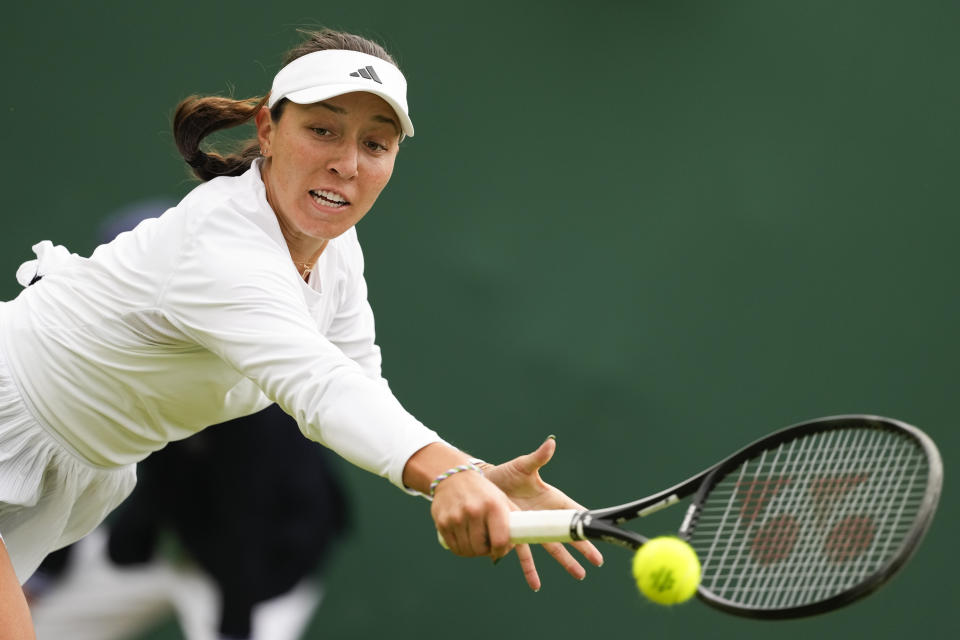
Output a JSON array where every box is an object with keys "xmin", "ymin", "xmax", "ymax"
[{"xmin": 486, "ymin": 415, "xmax": 942, "ymax": 619}]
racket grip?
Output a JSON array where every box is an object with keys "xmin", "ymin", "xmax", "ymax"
[
  {"xmin": 509, "ymin": 509, "xmax": 581, "ymax": 543},
  {"xmin": 436, "ymin": 509, "xmax": 582, "ymax": 549}
]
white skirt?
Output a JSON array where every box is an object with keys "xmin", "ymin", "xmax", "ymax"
[{"xmin": 0, "ymin": 340, "xmax": 137, "ymax": 583}]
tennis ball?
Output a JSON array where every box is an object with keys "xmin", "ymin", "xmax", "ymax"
[{"xmin": 632, "ymin": 536, "xmax": 701, "ymax": 605}]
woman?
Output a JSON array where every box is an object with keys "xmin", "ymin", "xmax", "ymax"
[{"xmin": 0, "ymin": 28, "xmax": 601, "ymax": 637}]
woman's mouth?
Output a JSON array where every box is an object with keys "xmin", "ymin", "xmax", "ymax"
[{"xmin": 310, "ymin": 189, "xmax": 350, "ymax": 208}]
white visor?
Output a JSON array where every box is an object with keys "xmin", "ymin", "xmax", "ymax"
[{"xmin": 268, "ymin": 49, "xmax": 414, "ymax": 138}]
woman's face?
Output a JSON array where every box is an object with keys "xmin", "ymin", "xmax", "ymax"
[{"xmin": 256, "ymin": 92, "xmax": 401, "ymax": 244}]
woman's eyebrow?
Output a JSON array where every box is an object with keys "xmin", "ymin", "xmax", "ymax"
[
  {"xmin": 309, "ymin": 101, "xmax": 400, "ymax": 135},
  {"xmin": 313, "ymin": 101, "xmax": 347, "ymax": 114},
  {"xmin": 372, "ymin": 114, "xmax": 400, "ymax": 135}
]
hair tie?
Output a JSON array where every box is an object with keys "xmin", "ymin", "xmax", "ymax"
[{"xmin": 186, "ymin": 151, "xmax": 207, "ymax": 168}]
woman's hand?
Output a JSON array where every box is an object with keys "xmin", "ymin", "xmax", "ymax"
[
  {"xmin": 482, "ymin": 437, "xmax": 605, "ymax": 591},
  {"xmin": 430, "ymin": 469, "xmax": 514, "ymax": 562},
  {"xmin": 411, "ymin": 439, "xmax": 604, "ymax": 592}
]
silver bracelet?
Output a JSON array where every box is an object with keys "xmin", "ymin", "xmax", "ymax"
[{"xmin": 429, "ymin": 463, "xmax": 483, "ymax": 497}]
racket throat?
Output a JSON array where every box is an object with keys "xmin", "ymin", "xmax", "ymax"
[{"xmin": 580, "ymin": 515, "xmax": 648, "ymax": 550}]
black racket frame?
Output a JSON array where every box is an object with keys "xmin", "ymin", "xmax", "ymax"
[{"xmin": 567, "ymin": 415, "xmax": 942, "ymax": 619}]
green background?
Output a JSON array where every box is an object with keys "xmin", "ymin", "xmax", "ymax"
[{"xmin": 3, "ymin": 1, "xmax": 956, "ymax": 638}]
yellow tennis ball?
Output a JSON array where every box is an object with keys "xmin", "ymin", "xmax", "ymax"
[{"xmin": 632, "ymin": 536, "xmax": 701, "ymax": 605}]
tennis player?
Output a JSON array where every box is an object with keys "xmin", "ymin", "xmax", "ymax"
[{"xmin": 0, "ymin": 28, "xmax": 602, "ymax": 638}]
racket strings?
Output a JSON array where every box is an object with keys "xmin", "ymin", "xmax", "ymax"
[{"xmin": 688, "ymin": 427, "xmax": 930, "ymax": 610}]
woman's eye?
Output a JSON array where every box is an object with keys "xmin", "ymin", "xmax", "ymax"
[
  {"xmin": 365, "ymin": 140, "xmax": 387, "ymax": 152},
  {"xmin": 311, "ymin": 127, "xmax": 331, "ymax": 136}
]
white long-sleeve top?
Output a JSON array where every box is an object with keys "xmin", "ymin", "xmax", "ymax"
[{"xmin": 0, "ymin": 160, "xmax": 443, "ymax": 491}]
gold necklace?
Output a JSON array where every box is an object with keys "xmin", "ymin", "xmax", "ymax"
[
  {"xmin": 295, "ymin": 261, "xmax": 314, "ymax": 276},
  {"xmin": 293, "ymin": 241, "xmax": 328, "ymax": 278}
]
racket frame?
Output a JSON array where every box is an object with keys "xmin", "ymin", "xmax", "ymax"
[
  {"xmin": 679, "ymin": 414, "xmax": 942, "ymax": 618},
  {"xmin": 523, "ymin": 414, "xmax": 942, "ymax": 619}
]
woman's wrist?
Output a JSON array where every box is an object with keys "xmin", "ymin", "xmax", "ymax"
[
  {"xmin": 467, "ymin": 457, "xmax": 495, "ymax": 473},
  {"xmin": 402, "ymin": 443, "xmax": 473, "ymax": 494},
  {"xmin": 429, "ymin": 463, "xmax": 483, "ymax": 497},
  {"xmin": 402, "ymin": 444, "xmax": 497, "ymax": 496}
]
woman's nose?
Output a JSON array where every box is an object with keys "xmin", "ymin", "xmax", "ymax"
[{"xmin": 327, "ymin": 141, "xmax": 359, "ymax": 179}]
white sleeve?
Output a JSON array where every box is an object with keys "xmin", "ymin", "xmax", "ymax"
[
  {"xmin": 325, "ymin": 237, "xmax": 385, "ymax": 382},
  {"xmin": 159, "ymin": 208, "xmax": 443, "ymax": 491}
]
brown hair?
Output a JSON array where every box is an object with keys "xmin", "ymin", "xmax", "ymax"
[{"xmin": 173, "ymin": 29, "xmax": 398, "ymax": 181}]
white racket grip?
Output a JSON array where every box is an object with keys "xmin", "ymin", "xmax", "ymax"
[
  {"xmin": 436, "ymin": 509, "xmax": 582, "ymax": 549},
  {"xmin": 509, "ymin": 509, "xmax": 581, "ymax": 544}
]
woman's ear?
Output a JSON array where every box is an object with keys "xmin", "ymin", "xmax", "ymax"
[{"xmin": 255, "ymin": 106, "xmax": 274, "ymax": 156}]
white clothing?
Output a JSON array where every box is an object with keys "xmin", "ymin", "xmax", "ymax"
[
  {"xmin": 0, "ymin": 160, "xmax": 442, "ymax": 489},
  {"xmin": 0, "ymin": 160, "xmax": 444, "ymax": 579},
  {"xmin": 0, "ymin": 343, "xmax": 137, "ymax": 580},
  {"xmin": 29, "ymin": 529, "xmax": 322, "ymax": 640}
]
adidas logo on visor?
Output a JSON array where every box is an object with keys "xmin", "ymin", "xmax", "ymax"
[{"xmin": 349, "ymin": 66, "xmax": 382, "ymax": 84}]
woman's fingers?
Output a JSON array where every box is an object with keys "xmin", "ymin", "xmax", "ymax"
[
  {"xmin": 511, "ymin": 436, "xmax": 556, "ymax": 476},
  {"xmin": 486, "ymin": 502, "xmax": 512, "ymax": 561},
  {"xmin": 441, "ymin": 513, "xmax": 493, "ymax": 557},
  {"xmin": 541, "ymin": 542, "xmax": 587, "ymax": 580},
  {"xmin": 438, "ymin": 523, "xmax": 472, "ymax": 557},
  {"xmin": 510, "ymin": 540, "xmax": 601, "ymax": 589},
  {"xmin": 429, "ymin": 446, "xmax": 602, "ymax": 592},
  {"xmin": 432, "ymin": 471, "xmax": 513, "ymax": 558},
  {"xmin": 572, "ymin": 539, "xmax": 604, "ymax": 567},
  {"xmin": 515, "ymin": 543, "xmax": 542, "ymax": 592},
  {"xmin": 467, "ymin": 514, "xmax": 491, "ymax": 557}
]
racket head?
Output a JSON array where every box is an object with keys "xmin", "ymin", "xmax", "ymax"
[{"xmin": 680, "ymin": 414, "xmax": 942, "ymax": 619}]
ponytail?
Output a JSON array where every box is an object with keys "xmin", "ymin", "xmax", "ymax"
[
  {"xmin": 172, "ymin": 94, "xmax": 268, "ymax": 181},
  {"xmin": 172, "ymin": 28, "xmax": 398, "ymax": 182}
]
